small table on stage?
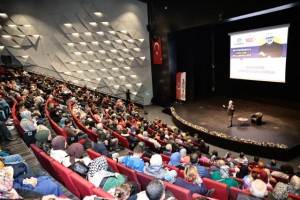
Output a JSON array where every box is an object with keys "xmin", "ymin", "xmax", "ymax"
[{"xmin": 238, "ymin": 117, "xmax": 249, "ymax": 127}]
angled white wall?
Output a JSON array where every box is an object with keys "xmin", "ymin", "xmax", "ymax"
[{"xmin": 0, "ymin": 0, "xmax": 153, "ymax": 105}]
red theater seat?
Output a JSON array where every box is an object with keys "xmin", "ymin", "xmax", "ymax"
[
  {"xmin": 70, "ymin": 172, "xmax": 95, "ymax": 199},
  {"xmin": 160, "ymin": 153, "xmax": 171, "ymax": 163},
  {"xmin": 136, "ymin": 171, "xmax": 155, "ymax": 190},
  {"xmin": 203, "ymin": 177, "xmax": 228, "ymax": 200},
  {"xmin": 116, "ymin": 163, "xmax": 141, "ymax": 190},
  {"xmin": 164, "ymin": 181, "xmax": 194, "ymax": 200},
  {"xmin": 229, "ymin": 186, "xmax": 250, "ymax": 200},
  {"xmin": 39, "ymin": 152, "xmax": 62, "ymax": 182},
  {"xmin": 52, "ymin": 162, "xmax": 80, "ymax": 198}
]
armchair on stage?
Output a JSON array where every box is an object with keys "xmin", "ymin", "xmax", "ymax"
[{"xmin": 250, "ymin": 112, "xmax": 263, "ymax": 125}]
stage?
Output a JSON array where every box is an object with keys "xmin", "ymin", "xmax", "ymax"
[{"xmin": 171, "ymin": 95, "xmax": 300, "ymax": 161}]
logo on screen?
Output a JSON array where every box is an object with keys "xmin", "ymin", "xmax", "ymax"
[
  {"xmin": 245, "ymin": 37, "xmax": 255, "ymax": 43},
  {"xmin": 234, "ymin": 38, "xmax": 244, "ymax": 46}
]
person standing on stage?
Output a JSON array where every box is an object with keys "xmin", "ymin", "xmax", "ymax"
[{"xmin": 223, "ymin": 100, "xmax": 235, "ymax": 128}]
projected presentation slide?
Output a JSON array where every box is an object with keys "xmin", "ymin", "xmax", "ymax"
[{"xmin": 229, "ymin": 25, "xmax": 289, "ymax": 83}]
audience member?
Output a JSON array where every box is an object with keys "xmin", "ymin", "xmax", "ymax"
[
  {"xmin": 128, "ymin": 179, "xmax": 166, "ymax": 200},
  {"xmin": 88, "ymin": 156, "xmax": 125, "ymax": 191},
  {"xmin": 162, "ymin": 144, "xmax": 172, "ymax": 156},
  {"xmin": 286, "ymin": 175, "xmax": 300, "ymax": 196},
  {"xmin": 235, "ymin": 152, "xmax": 248, "ymax": 164},
  {"xmin": 180, "ymin": 148, "xmax": 190, "ymax": 163},
  {"xmin": 271, "ymin": 164, "xmax": 294, "ymax": 180},
  {"xmin": 0, "ymin": 121, "xmax": 16, "ymax": 141},
  {"xmin": 35, "ymin": 129, "xmax": 52, "ymax": 154},
  {"xmin": 237, "ymin": 179, "xmax": 268, "ymax": 200},
  {"xmin": 122, "ymin": 146, "xmax": 144, "ymax": 172},
  {"xmin": 50, "ymin": 135, "xmax": 68, "ymax": 163},
  {"xmin": 168, "ymin": 152, "xmax": 185, "ymax": 170},
  {"xmin": 265, "ymin": 159, "xmax": 281, "ymax": 171},
  {"xmin": 190, "ymin": 153, "xmax": 212, "ymax": 179},
  {"xmin": 63, "ymin": 118, "xmax": 91, "ymax": 147},
  {"xmin": 20, "ymin": 110, "xmax": 37, "ymax": 132},
  {"xmin": 212, "ymin": 160, "xmax": 239, "ymax": 191},
  {"xmin": 236, "ymin": 164, "xmax": 250, "ymax": 179},
  {"xmin": 64, "ymin": 142, "xmax": 91, "ymax": 167},
  {"xmin": 144, "ymin": 154, "xmax": 177, "ymax": 183},
  {"xmin": 174, "ymin": 165, "xmax": 214, "ymax": 196},
  {"xmin": 267, "ymin": 182, "xmax": 292, "ymax": 200}
]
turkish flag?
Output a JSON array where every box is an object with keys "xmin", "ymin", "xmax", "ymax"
[{"xmin": 151, "ymin": 37, "xmax": 162, "ymax": 64}]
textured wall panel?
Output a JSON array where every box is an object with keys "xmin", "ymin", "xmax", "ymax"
[{"xmin": 0, "ymin": 0, "xmax": 152, "ymax": 105}]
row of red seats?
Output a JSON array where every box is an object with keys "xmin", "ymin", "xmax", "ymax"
[
  {"xmin": 45, "ymin": 99, "xmax": 85, "ymax": 145},
  {"xmin": 86, "ymin": 148, "xmax": 204, "ymax": 200},
  {"xmin": 68, "ymin": 102, "xmax": 97, "ymax": 142},
  {"xmin": 30, "ymin": 144, "xmax": 115, "ymax": 199},
  {"xmin": 89, "ymin": 110, "xmax": 130, "ymax": 149}
]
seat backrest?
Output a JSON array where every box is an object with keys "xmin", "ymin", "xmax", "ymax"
[
  {"xmin": 39, "ymin": 152, "xmax": 62, "ymax": 182},
  {"xmin": 70, "ymin": 172, "xmax": 95, "ymax": 199},
  {"xmin": 136, "ymin": 171, "xmax": 155, "ymax": 190},
  {"xmin": 116, "ymin": 163, "xmax": 141, "ymax": 190},
  {"xmin": 203, "ymin": 177, "xmax": 228, "ymax": 200},
  {"xmin": 52, "ymin": 161, "xmax": 81, "ymax": 198},
  {"xmin": 229, "ymin": 186, "xmax": 250, "ymax": 200},
  {"xmin": 111, "ymin": 131, "xmax": 130, "ymax": 149},
  {"xmin": 289, "ymin": 193, "xmax": 300, "ymax": 200},
  {"xmin": 87, "ymin": 149, "xmax": 101, "ymax": 160},
  {"xmin": 164, "ymin": 180, "xmax": 192, "ymax": 200},
  {"xmin": 178, "ymin": 170, "xmax": 185, "ymax": 178},
  {"xmin": 105, "ymin": 155, "xmax": 119, "ymax": 173},
  {"xmin": 163, "ymin": 163, "xmax": 180, "ymax": 173},
  {"xmin": 160, "ymin": 153, "xmax": 171, "ymax": 163},
  {"xmin": 30, "ymin": 144, "xmax": 42, "ymax": 163}
]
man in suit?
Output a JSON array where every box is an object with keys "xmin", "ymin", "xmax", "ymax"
[{"xmin": 223, "ymin": 100, "xmax": 235, "ymax": 128}]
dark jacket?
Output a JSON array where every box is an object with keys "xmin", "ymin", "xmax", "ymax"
[{"xmin": 93, "ymin": 141, "xmax": 112, "ymax": 159}]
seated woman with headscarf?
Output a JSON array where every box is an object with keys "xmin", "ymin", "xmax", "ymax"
[
  {"xmin": 212, "ymin": 160, "xmax": 239, "ymax": 191},
  {"xmin": 20, "ymin": 110, "xmax": 37, "ymax": 132},
  {"xmin": 50, "ymin": 136, "xmax": 68, "ymax": 163},
  {"xmin": 35, "ymin": 128, "xmax": 52, "ymax": 154},
  {"xmin": 63, "ymin": 143, "xmax": 91, "ymax": 167},
  {"xmin": 236, "ymin": 164, "xmax": 250, "ymax": 179},
  {"xmin": 87, "ymin": 156, "xmax": 125, "ymax": 191},
  {"xmin": 168, "ymin": 152, "xmax": 185, "ymax": 170},
  {"xmin": 144, "ymin": 154, "xmax": 177, "ymax": 183},
  {"xmin": 259, "ymin": 170, "xmax": 273, "ymax": 189},
  {"xmin": 180, "ymin": 148, "xmax": 190, "ymax": 163},
  {"xmin": 286, "ymin": 175, "xmax": 300, "ymax": 196}
]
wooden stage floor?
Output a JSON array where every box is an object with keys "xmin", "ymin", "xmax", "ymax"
[{"xmin": 172, "ymin": 95, "xmax": 300, "ymax": 149}]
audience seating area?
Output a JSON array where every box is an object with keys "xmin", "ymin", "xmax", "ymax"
[{"xmin": 2, "ymin": 69, "xmax": 299, "ymax": 200}]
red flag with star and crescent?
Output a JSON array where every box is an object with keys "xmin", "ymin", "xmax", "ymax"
[{"xmin": 151, "ymin": 37, "xmax": 162, "ymax": 64}]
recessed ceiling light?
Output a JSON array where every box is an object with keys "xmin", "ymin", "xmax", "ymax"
[
  {"xmin": 64, "ymin": 23, "xmax": 72, "ymax": 27},
  {"xmin": 94, "ymin": 12, "xmax": 103, "ymax": 17},
  {"xmin": 89, "ymin": 22, "xmax": 97, "ymax": 26},
  {"xmin": 101, "ymin": 22, "xmax": 110, "ymax": 26}
]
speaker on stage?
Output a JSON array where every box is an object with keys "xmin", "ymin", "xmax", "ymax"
[{"xmin": 1, "ymin": 55, "xmax": 12, "ymax": 66}]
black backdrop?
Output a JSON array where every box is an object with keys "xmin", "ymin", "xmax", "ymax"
[{"xmin": 168, "ymin": 3, "xmax": 300, "ymax": 104}]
